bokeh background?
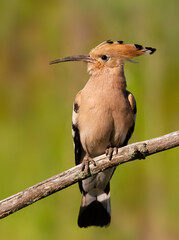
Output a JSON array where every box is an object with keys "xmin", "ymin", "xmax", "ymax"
[{"xmin": 0, "ymin": 0, "xmax": 178, "ymax": 239}]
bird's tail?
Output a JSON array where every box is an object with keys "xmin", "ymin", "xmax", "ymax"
[{"xmin": 78, "ymin": 189, "xmax": 111, "ymax": 228}]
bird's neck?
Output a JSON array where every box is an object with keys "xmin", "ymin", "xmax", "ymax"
[
  {"xmin": 114, "ymin": 64, "xmax": 127, "ymax": 89},
  {"xmin": 90, "ymin": 64, "xmax": 127, "ymax": 89}
]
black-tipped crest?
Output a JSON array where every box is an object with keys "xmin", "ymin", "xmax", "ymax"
[
  {"xmin": 106, "ymin": 40, "xmax": 113, "ymax": 44},
  {"xmin": 145, "ymin": 47, "xmax": 156, "ymax": 54},
  {"xmin": 134, "ymin": 44, "xmax": 143, "ymax": 50}
]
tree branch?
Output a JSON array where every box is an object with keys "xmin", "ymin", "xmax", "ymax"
[{"xmin": 0, "ymin": 131, "xmax": 179, "ymax": 220}]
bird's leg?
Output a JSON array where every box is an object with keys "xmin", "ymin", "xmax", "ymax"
[
  {"xmin": 81, "ymin": 153, "xmax": 96, "ymax": 173},
  {"xmin": 105, "ymin": 146, "xmax": 118, "ymax": 160}
]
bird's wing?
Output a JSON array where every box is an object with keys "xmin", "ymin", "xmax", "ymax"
[
  {"xmin": 127, "ymin": 90, "xmax": 137, "ymax": 116},
  {"xmin": 72, "ymin": 91, "xmax": 84, "ymax": 165},
  {"xmin": 122, "ymin": 90, "xmax": 137, "ymax": 146},
  {"xmin": 72, "ymin": 91, "xmax": 85, "ymax": 193}
]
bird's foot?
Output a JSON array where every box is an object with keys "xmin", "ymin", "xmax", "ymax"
[
  {"xmin": 81, "ymin": 154, "xmax": 96, "ymax": 173},
  {"xmin": 105, "ymin": 146, "xmax": 118, "ymax": 160}
]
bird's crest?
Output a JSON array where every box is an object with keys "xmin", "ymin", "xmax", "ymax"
[{"xmin": 89, "ymin": 40, "xmax": 156, "ymax": 60}]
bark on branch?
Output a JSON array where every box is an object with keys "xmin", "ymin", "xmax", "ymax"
[{"xmin": 0, "ymin": 131, "xmax": 179, "ymax": 220}]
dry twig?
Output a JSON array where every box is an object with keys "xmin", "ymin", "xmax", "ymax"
[{"xmin": 0, "ymin": 131, "xmax": 178, "ymax": 220}]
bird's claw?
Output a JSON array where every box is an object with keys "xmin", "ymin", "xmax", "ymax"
[
  {"xmin": 81, "ymin": 154, "xmax": 96, "ymax": 173},
  {"xmin": 105, "ymin": 146, "xmax": 118, "ymax": 160}
]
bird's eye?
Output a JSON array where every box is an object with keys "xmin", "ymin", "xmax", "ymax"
[{"xmin": 101, "ymin": 55, "xmax": 108, "ymax": 60}]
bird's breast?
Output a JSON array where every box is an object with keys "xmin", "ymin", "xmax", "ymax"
[
  {"xmin": 78, "ymin": 88, "xmax": 134, "ymax": 157},
  {"xmin": 79, "ymin": 103, "xmax": 113, "ymax": 157}
]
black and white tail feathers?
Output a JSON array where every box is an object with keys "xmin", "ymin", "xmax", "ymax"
[{"xmin": 78, "ymin": 188, "xmax": 111, "ymax": 228}]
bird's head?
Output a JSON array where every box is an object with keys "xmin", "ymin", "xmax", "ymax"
[{"xmin": 50, "ymin": 40, "xmax": 156, "ymax": 74}]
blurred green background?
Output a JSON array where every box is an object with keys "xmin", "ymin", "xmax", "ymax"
[{"xmin": 0, "ymin": 0, "xmax": 178, "ymax": 239}]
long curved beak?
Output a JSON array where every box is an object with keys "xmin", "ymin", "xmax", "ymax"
[{"xmin": 49, "ymin": 55, "xmax": 94, "ymax": 65}]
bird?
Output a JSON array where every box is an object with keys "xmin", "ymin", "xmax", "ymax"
[{"xmin": 50, "ymin": 40, "xmax": 156, "ymax": 228}]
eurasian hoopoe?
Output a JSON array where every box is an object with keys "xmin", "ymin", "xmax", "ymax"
[{"xmin": 50, "ymin": 40, "xmax": 156, "ymax": 228}]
